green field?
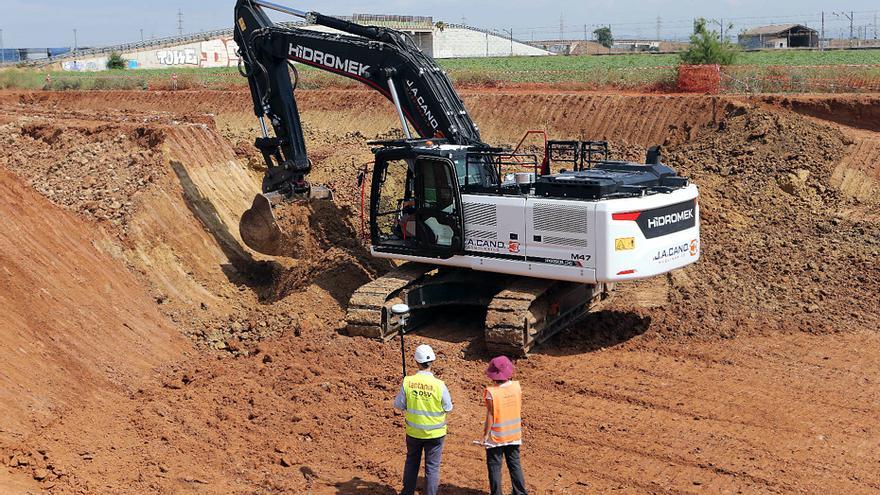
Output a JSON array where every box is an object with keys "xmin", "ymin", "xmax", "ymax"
[
  {"xmin": 441, "ymin": 49, "xmax": 880, "ymax": 71},
  {"xmin": 2, "ymin": 48, "xmax": 879, "ymax": 92}
]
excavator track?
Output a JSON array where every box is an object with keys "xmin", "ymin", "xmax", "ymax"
[
  {"xmin": 485, "ymin": 279, "xmax": 610, "ymax": 356},
  {"xmin": 346, "ymin": 263, "xmax": 611, "ymax": 355},
  {"xmin": 345, "ymin": 262, "xmax": 434, "ymax": 340}
]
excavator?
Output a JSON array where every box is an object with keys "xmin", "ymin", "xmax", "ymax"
[{"xmin": 233, "ymin": 0, "xmax": 701, "ymax": 355}]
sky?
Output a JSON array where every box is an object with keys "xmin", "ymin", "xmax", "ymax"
[{"xmin": 1, "ymin": 0, "xmax": 879, "ymax": 48}]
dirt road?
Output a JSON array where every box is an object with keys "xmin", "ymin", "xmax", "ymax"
[{"xmin": 0, "ymin": 89, "xmax": 878, "ymax": 494}]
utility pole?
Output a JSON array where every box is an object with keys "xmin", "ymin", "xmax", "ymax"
[
  {"xmin": 0, "ymin": 29, "xmax": 4, "ymax": 64},
  {"xmin": 177, "ymin": 9, "xmax": 184, "ymax": 36},
  {"xmin": 559, "ymin": 13, "xmax": 564, "ymax": 41},
  {"xmin": 709, "ymin": 18, "xmax": 724, "ymax": 42},
  {"xmin": 73, "ymin": 28, "xmax": 77, "ymax": 53},
  {"xmin": 820, "ymin": 11, "xmax": 824, "ymax": 50},
  {"xmin": 850, "ymin": 11, "xmax": 854, "ymax": 41},
  {"xmin": 656, "ymin": 15, "xmax": 661, "ymax": 41},
  {"xmin": 140, "ymin": 28, "xmax": 144, "ymax": 42},
  {"xmin": 502, "ymin": 28, "xmax": 513, "ymax": 56},
  {"xmin": 584, "ymin": 24, "xmax": 587, "ymax": 41},
  {"xmin": 834, "ymin": 11, "xmax": 855, "ymax": 47}
]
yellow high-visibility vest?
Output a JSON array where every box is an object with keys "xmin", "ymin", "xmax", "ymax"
[{"xmin": 403, "ymin": 373, "xmax": 448, "ymax": 439}]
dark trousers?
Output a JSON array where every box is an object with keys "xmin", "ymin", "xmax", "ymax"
[
  {"xmin": 402, "ymin": 435, "xmax": 445, "ymax": 495},
  {"xmin": 486, "ymin": 445, "xmax": 528, "ymax": 495}
]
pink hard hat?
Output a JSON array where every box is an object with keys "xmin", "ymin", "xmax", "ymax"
[{"xmin": 485, "ymin": 356, "xmax": 514, "ymax": 381}]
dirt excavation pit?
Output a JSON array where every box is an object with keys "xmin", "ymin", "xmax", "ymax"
[
  {"xmin": 263, "ymin": 197, "xmax": 392, "ymax": 301},
  {"xmin": 1, "ymin": 90, "xmax": 879, "ymax": 494}
]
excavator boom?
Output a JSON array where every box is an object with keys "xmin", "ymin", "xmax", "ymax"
[
  {"xmin": 234, "ymin": 0, "xmax": 482, "ymax": 195},
  {"xmin": 234, "ymin": 0, "xmax": 485, "ymax": 256}
]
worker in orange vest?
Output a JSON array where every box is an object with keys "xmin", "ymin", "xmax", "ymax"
[{"xmin": 481, "ymin": 355, "xmax": 528, "ymax": 495}]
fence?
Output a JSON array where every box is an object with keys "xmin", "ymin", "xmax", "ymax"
[
  {"xmin": 720, "ymin": 64, "xmax": 880, "ymax": 93},
  {"xmin": 677, "ymin": 65, "xmax": 721, "ymax": 93},
  {"xmin": 4, "ymin": 63, "xmax": 880, "ymax": 94}
]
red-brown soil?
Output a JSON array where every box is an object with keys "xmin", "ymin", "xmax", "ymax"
[{"xmin": 0, "ymin": 89, "xmax": 879, "ymax": 494}]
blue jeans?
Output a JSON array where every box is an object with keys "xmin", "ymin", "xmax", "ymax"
[{"xmin": 401, "ymin": 435, "xmax": 445, "ymax": 495}]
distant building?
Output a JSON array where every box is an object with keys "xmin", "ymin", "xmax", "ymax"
[
  {"xmin": 31, "ymin": 14, "xmax": 550, "ymax": 71},
  {"xmin": 529, "ymin": 39, "xmax": 688, "ymax": 55},
  {"xmin": 0, "ymin": 47, "xmax": 71, "ymax": 64},
  {"xmin": 611, "ymin": 40, "xmax": 661, "ymax": 52},
  {"xmin": 738, "ymin": 24, "xmax": 818, "ymax": 49}
]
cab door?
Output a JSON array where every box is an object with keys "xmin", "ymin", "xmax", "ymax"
[{"xmin": 413, "ymin": 156, "xmax": 464, "ymax": 258}]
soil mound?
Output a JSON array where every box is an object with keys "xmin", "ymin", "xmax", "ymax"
[
  {"xmin": 648, "ymin": 105, "xmax": 880, "ymax": 338},
  {"xmin": 1, "ymin": 120, "xmax": 165, "ymax": 230},
  {"xmin": 268, "ymin": 198, "xmax": 392, "ymax": 301}
]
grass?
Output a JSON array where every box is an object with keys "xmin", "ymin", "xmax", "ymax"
[
  {"xmin": 1, "ymin": 48, "xmax": 878, "ymax": 92},
  {"xmin": 734, "ymin": 49, "xmax": 880, "ymax": 66}
]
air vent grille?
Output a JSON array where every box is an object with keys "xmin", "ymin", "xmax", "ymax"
[
  {"xmin": 463, "ymin": 203, "xmax": 497, "ymax": 226},
  {"xmin": 542, "ymin": 236, "xmax": 589, "ymax": 247},
  {"xmin": 533, "ymin": 203, "xmax": 588, "ymax": 233},
  {"xmin": 465, "ymin": 229, "xmax": 497, "ymax": 239}
]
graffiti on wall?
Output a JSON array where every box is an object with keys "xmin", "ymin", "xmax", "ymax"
[
  {"xmin": 199, "ymin": 38, "xmax": 240, "ymax": 67},
  {"xmin": 61, "ymin": 37, "xmax": 241, "ymax": 71},
  {"xmin": 154, "ymin": 38, "xmax": 239, "ymax": 68},
  {"xmin": 156, "ymin": 47, "xmax": 199, "ymax": 66},
  {"xmin": 61, "ymin": 59, "xmax": 107, "ymax": 71}
]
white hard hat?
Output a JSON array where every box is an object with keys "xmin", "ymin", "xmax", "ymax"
[{"xmin": 414, "ymin": 344, "xmax": 436, "ymax": 364}]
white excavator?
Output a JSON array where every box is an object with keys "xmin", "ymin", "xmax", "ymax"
[{"xmin": 234, "ymin": 0, "xmax": 700, "ymax": 355}]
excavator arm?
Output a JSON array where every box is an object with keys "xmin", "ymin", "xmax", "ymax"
[{"xmin": 234, "ymin": 0, "xmax": 483, "ymax": 197}]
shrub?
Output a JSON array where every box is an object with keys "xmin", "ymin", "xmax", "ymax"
[
  {"xmin": 106, "ymin": 52, "xmax": 127, "ymax": 70},
  {"xmin": 680, "ymin": 18, "xmax": 738, "ymax": 65},
  {"xmin": 52, "ymin": 78, "xmax": 82, "ymax": 91},
  {"xmin": 0, "ymin": 70, "xmax": 42, "ymax": 89}
]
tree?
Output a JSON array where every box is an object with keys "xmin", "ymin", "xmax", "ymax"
[
  {"xmin": 679, "ymin": 18, "xmax": 737, "ymax": 65},
  {"xmin": 434, "ymin": 21, "xmax": 446, "ymax": 32},
  {"xmin": 593, "ymin": 26, "xmax": 613, "ymax": 48},
  {"xmin": 106, "ymin": 51, "xmax": 127, "ymax": 70}
]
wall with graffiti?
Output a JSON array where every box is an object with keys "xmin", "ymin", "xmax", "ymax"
[{"xmin": 61, "ymin": 37, "xmax": 240, "ymax": 71}]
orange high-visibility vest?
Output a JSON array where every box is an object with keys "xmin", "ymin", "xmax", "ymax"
[{"xmin": 486, "ymin": 381, "xmax": 522, "ymax": 444}]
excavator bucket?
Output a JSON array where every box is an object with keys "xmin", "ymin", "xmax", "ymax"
[
  {"xmin": 240, "ymin": 193, "xmax": 285, "ymax": 256},
  {"xmin": 239, "ymin": 186, "xmax": 333, "ymax": 257}
]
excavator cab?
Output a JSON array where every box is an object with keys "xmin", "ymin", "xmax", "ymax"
[{"xmin": 370, "ymin": 147, "xmax": 464, "ymax": 259}]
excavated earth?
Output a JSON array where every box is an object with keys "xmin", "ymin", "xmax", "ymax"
[{"xmin": 0, "ymin": 88, "xmax": 879, "ymax": 494}]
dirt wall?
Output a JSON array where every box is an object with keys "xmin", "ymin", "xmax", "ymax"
[{"xmin": 0, "ymin": 167, "xmax": 184, "ymax": 437}]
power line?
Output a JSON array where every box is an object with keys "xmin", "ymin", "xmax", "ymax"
[{"xmin": 504, "ymin": 9, "xmax": 880, "ymax": 33}]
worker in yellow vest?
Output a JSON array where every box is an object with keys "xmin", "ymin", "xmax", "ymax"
[
  {"xmin": 482, "ymin": 355, "xmax": 528, "ymax": 495},
  {"xmin": 393, "ymin": 344, "xmax": 453, "ymax": 495}
]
